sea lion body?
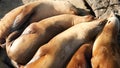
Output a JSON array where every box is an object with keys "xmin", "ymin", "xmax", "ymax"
[
  {"xmin": 67, "ymin": 42, "xmax": 93, "ymax": 68},
  {"xmin": 6, "ymin": 14, "xmax": 94, "ymax": 65},
  {"xmin": 24, "ymin": 18, "xmax": 106, "ymax": 68},
  {"xmin": 91, "ymin": 13, "xmax": 120, "ymax": 68}
]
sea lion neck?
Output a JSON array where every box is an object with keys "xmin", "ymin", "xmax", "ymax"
[
  {"xmin": 101, "ymin": 13, "xmax": 120, "ymax": 40},
  {"xmin": 102, "ymin": 25, "xmax": 118, "ymax": 40}
]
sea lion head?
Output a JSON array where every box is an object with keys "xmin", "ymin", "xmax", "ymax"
[
  {"xmin": 83, "ymin": 18, "xmax": 107, "ymax": 41},
  {"xmin": 104, "ymin": 12, "xmax": 120, "ymax": 36},
  {"xmin": 90, "ymin": 18, "xmax": 107, "ymax": 34}
]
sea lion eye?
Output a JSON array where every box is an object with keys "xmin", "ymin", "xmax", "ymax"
[
  {"xmin": 98, "ymin": 20, "xmax": 107, "ymax": 26},
  {"xmin": 107, "ymin": 21, "xmax": 111, "ymax": 24},
  {"xmin": 98, "ymin": 22, "xmax": 103, "ymax": 26}
]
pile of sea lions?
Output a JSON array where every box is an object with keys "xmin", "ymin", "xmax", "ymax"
[{"xmin": 0, "ymin": 0, "xmax": 120, "ymax": 68}]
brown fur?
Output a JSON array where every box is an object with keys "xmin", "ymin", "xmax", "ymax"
[
  {"xmin": 11, "ymin": 0, "xmax": 81, "ymax": 31},
  {"xmin": 0, "ymin": 0, "xmax": 81, "ymax": 45},
  {"xmin": 6, "ymin": 14, "xmax": 94, "ymax": 65},
  {"xmin": 91, "ymin": 13, "xmax": 120, "ymax": 68},
  {"xmin": 67, "ymin": 42, "xmax": 93, "ymax": 68},
  {"xmin": 23, "ymin": 18, "xmax": 106, "ymax": 68},
  {"xmin": 0, "ymin": 6, "xmax": 24, "ymax": 44}
]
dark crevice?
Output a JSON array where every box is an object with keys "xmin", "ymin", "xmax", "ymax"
[
  {"xmin": 98, "ymin": 0, "xmax": 110, "ymax": 18},
  {"xmin": 84, "ymin": 0, "xmax": 96, "ymax": 17},
  {"xmin": 110, "ymin": 2, "xmax": 120, "ymax": 6},
  {"xmin": 7, "ymin": 30, "xmax": 23, "ymax": 43},
  {"xmin": 0, "ymin": 38, "xmax": 5, "ymax": 44},
  {"xmin": 0, "ymin": 47, "xmax": 15, "ymax": 68},
  {"xmin": 94, "ymin": 7, "xmax": 107, "ymax": 11},
  {"xmin": 116, "ymin": 15, "xmax": 120, "ymax": 21}
]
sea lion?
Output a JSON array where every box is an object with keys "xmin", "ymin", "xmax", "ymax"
[
  {"xmin": 23, "ymin": 18, "xmax": 106, "ymax": 68},
  {"xmin": 91, "ymin": 12, "xmax": 120, "ymax": 68},
  {"xmin": 0, "ymin": 0, "xmax": 80, "ymax": 45},
  {"xmin": 66, "ymin": 42, "xmax": 93, "ymax": 68},
  {"xmin": 6, "ymin": 14, "xmax": 94, "ymax": 65}
]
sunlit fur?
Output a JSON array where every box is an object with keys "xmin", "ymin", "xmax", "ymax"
[
  {"xmin": 6, "ymin": 14, "xmax": 94, "ymax": 65},
  {"xmin": 23, "ymin": 18, "xmax": 106, "ymax": 68},
  {"xmin": 0, "ymin": 0, "xmax": 81, "ymax": 45},
  {"xmin": 92, "ymin": 12, "xmax": 120, "ymax": 68},
  {"xmin": 67, "ymin": 42, "xmax": 93, "ymax": 68}
]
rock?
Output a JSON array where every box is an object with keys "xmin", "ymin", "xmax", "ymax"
[
  {"xmin": 85, "ymin": 0, "xmax": 120, "ymax": 18},
  {"xmin": 0, "ymin": 46, "xmax": 14, "ymax": 67},
  {"xmin": 22, "ymin": 0, "xmax": 39, "ymax": 4},
  {"xmin": 0, "ymin": 0, "xmax": 23, "ymax": 18},
  {"xmin": 22, "ymin": 0, "xmax": 90, "ymax": 13}
]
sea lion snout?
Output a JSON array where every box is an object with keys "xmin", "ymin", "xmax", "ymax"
[
  {"xmin": 93, "ymin": 19, "xmax": 107, "ymax": 33},
  {"xmin": 106, "ymin": 12, "xmax": 120, "ymax": 32},
  {"xmin": 107, "ymin": 12, "xmax": 119, "ymax": 24},
  {"xmin": 107, "ymin": 16, "xmax": 119, "ymax": 24},
  {"xmin": 83, "ymin": 15, "xmax": 95, "ymax": 22}
]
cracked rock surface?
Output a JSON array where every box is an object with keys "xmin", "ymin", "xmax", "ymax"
[{"xmin": 85, "ymin": 0, "xmax": 120, "ymax": 18}]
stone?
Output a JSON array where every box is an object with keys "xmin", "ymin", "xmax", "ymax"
[
  {"xmin": 22, "ymin": 0, "xmax": 90, "ymax": 13},
  {"xmin": 0, "ymin": 0, "xmax": 23, "ymax": 18}
]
